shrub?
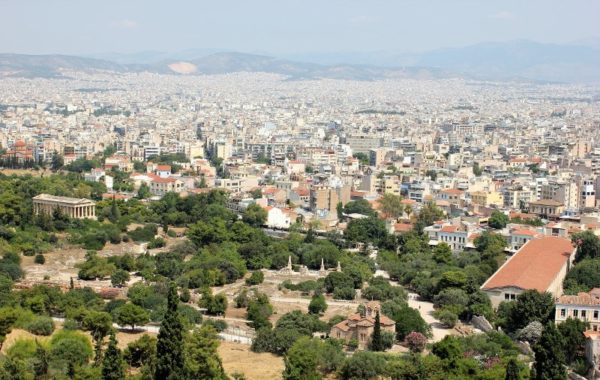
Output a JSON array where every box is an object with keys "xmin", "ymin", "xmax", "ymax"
[
  {"xmin": 25, "ymin": 315, "xmax": 55, "ymax": 336},
  {"xmin": 234, "ymin": 289, "xmax": 249, "ymax": 308},
  {"xmin": 203, "ymin": 319, "xmax": 228, "ymax": 332},
  {"xmin": 147, "ymin": 237, "xmax": 166, "ymax": 249},
  {"xmin": 308, "ymin": 294, "xmax": 328, "ymax": 315},
  {"xmin": 245, "ymin": 271, "xmax": 264, "ymax": 285},
  {"xmin": 6, "ymin": 338, "xmax": 37, "ymax": 361},
  {"xmin": 333, "ymin": 287, "xmax": 355, "ymax": 300},
  {"xmin": 34, "ymin": 254, "xmax": 45, "ymax": 265},
  {"xmin": 436, "ymin": 309, "xmax": 458, "ymax": 328},
  {"xmin": 128, "ymin": 224, "xmax": 158, "ymax": 242},
  {"xmin": 405, "ymin": 331, "xmax": 427, "ymax": 352}
]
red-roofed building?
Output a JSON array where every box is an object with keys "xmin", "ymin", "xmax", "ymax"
[
  {"xmin": 481, "ymin": 236, "xmax": 576, "ymax": 307},
  {"xmin": 330, "ymin": 301, "xmax": 395, "ymax": 349},
  {"xmin": 556, "ymin": 290, "xmax": 600, "ymax": 332},
  {"xmin": 150, "ymin": 176, "xmax": 184, "ymax": 197}
]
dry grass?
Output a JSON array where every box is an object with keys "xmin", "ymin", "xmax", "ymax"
[
  {"xmin": 3, "ymin": 329, "xmax": 283, "ymax": 380},
  {"xmin": 219, "ymin": 341, "xmax": 283, "ymax": 380},
  {"xmin": 0, "ymin": 169, "xmax": 47, "ymax": 177}
]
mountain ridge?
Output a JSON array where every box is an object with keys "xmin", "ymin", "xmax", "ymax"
[{"xmin": 1, "ymin": 40, "xmax": 599, "ymax": 83}]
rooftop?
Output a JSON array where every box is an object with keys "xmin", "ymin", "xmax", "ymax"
[
  {"xmin": 33, "ymin": 193, "xmax": 95, "ymax": 205},
  {"xmin": 481, "ymin": 236, "xmax": 575, "ymax": 293}
]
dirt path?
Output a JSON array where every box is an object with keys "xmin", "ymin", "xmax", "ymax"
[{"xmin": 407, "ymin": 292, "xmax": 454, "ymax": 342}]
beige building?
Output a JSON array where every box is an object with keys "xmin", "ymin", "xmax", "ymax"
[
  {"xmin": 369, "ymin": 148, "xmax": 387, "ymax": 167},
  {"xmin": 150, "ymin": 177, "xmax": 184, "ymax": 196},
  {"xmin": 556, "ymin": 289, "xmax": 600, "ymax": 332},
  {"xmin": 33, "ymin": 194, "xmax": 96, "ymax": 219},
  {"xmin": 310, "ymin": 184, "xmax": 351, "ymax": 213},
  {"xmin": 528, "ymin": 199, "xmax": 565, "ymax": 218},
  {"xmin": 470, "ymin": 190, "xmax": 504, "ymax": 207},
  {"xmin": 540, "ymin": 180, "xmax": 579, "ymax": 210}
]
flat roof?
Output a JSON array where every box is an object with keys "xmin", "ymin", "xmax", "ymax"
[{"xmin": 33, "ymin": 193, "xmax": 95, "ymax": 205}]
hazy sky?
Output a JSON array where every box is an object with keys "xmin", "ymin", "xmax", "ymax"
[{"xmin": 1, "ymin": 0, "xmax": 599, "ymax": 55}]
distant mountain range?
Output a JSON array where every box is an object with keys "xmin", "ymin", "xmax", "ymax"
[{"xmin": 1, "ymin": 40, "xmax": 599, "ymax": 83}]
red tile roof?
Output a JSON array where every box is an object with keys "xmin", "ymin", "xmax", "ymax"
[
  {"xmin": 440, "ymin": 225, "xmax": 458, "ymax": 233},
  {"xmin": 481, "ymin": 236, "xmax": 575, "ymax": 292},
  {"xmin": 394, "ymin": 223, "xmax": 413, "ymax": 233},
  {"xmin": 557, "ymin": 292, "xmax": 600, "ymax": 307}
]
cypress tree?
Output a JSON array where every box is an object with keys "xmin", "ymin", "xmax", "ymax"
[
  {"xmin": 505, "ymin": 358, "xmax": 521, "ymax": 380},
  {"xmin": 32, "ymin": 341, "xmax": 49, "ymax": 379},
  {"xmin": 369, "ymin": 311, "xmax": 384, "ymax": 351},
  {"xmin": 532, "ymin": 323, "xmax": 567, "ymax": 380},
  {"xmin": 155, "ymin": 282, "xmax": 185, "ymax": 380},
  {"xmin": 102, "ymin": 332, "xmax": 125, "ymax": 380}
]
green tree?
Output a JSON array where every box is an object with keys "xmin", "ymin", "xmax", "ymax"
[
  {"xmin": 432, "ymin": 335, "xmax": 462, "ymax": 361},
  {"xmin": 488, "ymin": 211, "xmax": 509, "ymax": 229},
  {"xmin": 110, "ymin": 269, "xmax": 130, "ymax": 287},
  {"xmin": 124, "ymin": 334, "xmax": 156, "ymax": 369},
  {"xmin": 339, "ymin": 351, "xmax": 387, "ymax": 380},
  {"xmin": 572, "ymin": 230, "xmax": 600, "ymax": 262},
  {"xmin": 51, "ymin": 153, "xmax": 64, "ymax": 171},
  {"xmin": 369, "ymin": 311, "xmax": 385, "ymax": 352},
  {"xmin": 247, "ymin": 293, "xmax": 273, "ymax": 330},
  {"xmin": 199, "ymin": 289, "xmax": 228, "ymax": 316},
  {"xmin": 101, "ymin": 332, "xmax": 125, "ymax": 380},
  {"xmin": 308, "ymin": 294, "xmax": 327, "ymax": 315},
  {"xmin": 381, "ymin": 301, "xmax": 430, "ymax": 340},
  {"xmin": 82, "ymin": 311, "xmax": 113, "ymax": 365},
  {"xmin": 283, "ymin": 337, "xmax": 322, "ymax": 380},
  {"xmin": 505, "ymin": 358, "xmax": 522, "ymax": 380},
  {"xmin": 505, "ymin": 290, "xmax": 554, "ymax": 333},
  {"xmin": 557, "ymin": 317, "xmax": 589, "ymax": 363},
  {"xmin": 114, "ymin": 303, "xmax": 149, "ymax": 331},
  {"xmin": 344, "ymin": 217, "xmax": 388, "ymax": 245},
  {"xmin": 185, "ymin": 325, "xmax": 227, "ymax": 379},
  {"xmin": 563, "ymin": 258, "xmax": 600, "ymax": 293},
  {"xmin": 473, "ymin": 162, "xmax": 483, "ymax": 176},
  {"xmin": 108, "ymin": 197, "xmax": 121, "ymax": 223},
  {"xmin": 532, "ymin": 323, "xmax": 567, "ymax": 380},
  {"xmin": 0, "ymin": 307, "xmax": 17, "ymax": 351},
  {"xmin": 353, "ymin": 152, "xmax": 369, "ymax": 166},
  {"xmin": 378, "ymin": 193, "xmax": 404, "ymax": 219},
  {"xmin": 415, "ymin": 203, "xmax": 444, "ymax": 233},
  {"xmin": 32, "ymin": 341, "xmax": 49, "ymax": 380},
  {"xmin": 245, "ymin": 271, "xmax": 264, "ymax": 286},
  {"xmin": 155, "ymin": 283, "xmax": 185, "ymax": 380},
  {"xmin": 137, "ymin": 183, "xmax": 151, "ymax": 199},
  {"xmin": 242, "ymin": 204, "xmax": 267, "ymax": 227},
  {"xmin": 343, "ymin": 199, "xmax": 377, "ymax": 218}
]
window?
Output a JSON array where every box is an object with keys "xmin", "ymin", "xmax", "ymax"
[
  {"xmin": 594, "ymin": 325, "xmax": 598, "ymax": 332},
  {"xmin": 594, "ymin": 311, "xmax": 598, "ymax": 319},
  {"xmin": 560, "ymin": 309, "xmax": 566, "ymax": 317},
  {"xmin": 574, "ymin": 310, "xmax": 579, "ymax": 317},
  {"xmin": 582, "ymin": 310, "xmax": 587, "ymax": 318},
  {"xmin": 505, "ymin": 294, "xmax": 510, "ymax": 300},
  {"xmin": 510, "ymin": 294, "xmax": 516, "ymax": 300}
]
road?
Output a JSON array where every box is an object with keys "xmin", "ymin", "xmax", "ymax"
[{"xmin": 407, "ymin": 292, "xmax": 452, "ymax": 342}]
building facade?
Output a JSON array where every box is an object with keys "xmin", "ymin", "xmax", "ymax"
[{"xmin": 33, "ymin": 194, "xmax": 96, "ymax": 219}]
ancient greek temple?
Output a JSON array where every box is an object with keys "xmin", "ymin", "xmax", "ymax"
[{"xmin": 32, "ymin": 193, "xmax": 96, "ymax": 219}]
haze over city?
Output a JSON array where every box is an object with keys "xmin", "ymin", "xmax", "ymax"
[{"xmin": 2, "ymin": 0, "xmax": 599, "ymax": 55}]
